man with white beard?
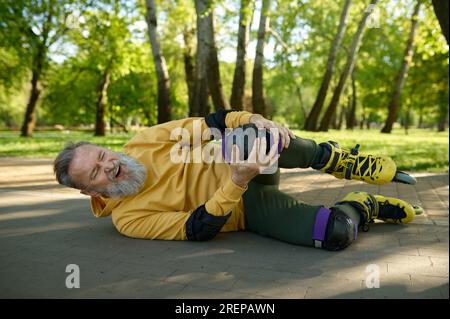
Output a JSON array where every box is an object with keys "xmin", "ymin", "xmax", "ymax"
[
  {"xmin": 59, "ymin": 142, "xmax": 148, "ymax": 199},
  {"xmin": 54, "ymin": 109, "xmax": 420, "ymax": 251}
]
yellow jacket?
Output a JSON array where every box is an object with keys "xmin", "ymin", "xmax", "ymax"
[{"xmin": 90, "ymin": 111, "xmax": 254, "ymax": 240}]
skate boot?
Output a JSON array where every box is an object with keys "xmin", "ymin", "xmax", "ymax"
[
  {"xmin": 318, "ymin": 141, "xmax": 416, "ymax": 185},
  {"xmin": 336, "ymin": 191, "xmax": 423, "ymax": 231}
]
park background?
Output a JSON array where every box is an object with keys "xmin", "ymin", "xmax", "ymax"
[
  {"xmin": 0, "ymin": 0, "xmax": 448, "ymax": 172},
  {"xmin": 0, "ymin": 0, "xmax": 449, "ymax": 299}
]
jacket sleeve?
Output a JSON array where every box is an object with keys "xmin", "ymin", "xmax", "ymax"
[
  {"xmin": 113, "ymin": 210, "xmax": 191, "ymax": 240},
  {"xmin": 205, "ymin": 109, "xmax": 255, "ymax": 134},
  {"xmin": 124, "ymin": 110, "xmax": 255, "ymax": 148},
  {"xmin": 114, "ymin": 177, "xmax": 247, "ymax": 241}
]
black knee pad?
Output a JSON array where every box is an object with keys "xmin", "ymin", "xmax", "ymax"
[
  {"xmin": 223, "ymin": 123, "xmax": 282, "ymax": 161},
  {"xmin": 323, "ymin": 208, "xmax": 358, "ymax": 251}
]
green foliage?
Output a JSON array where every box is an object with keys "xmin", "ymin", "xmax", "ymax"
[
  {"xmin": 0, "ymin": 0, "xmax": 448, "ymax": 136},
  {"xmin": 265, "ymin": 0, "xmax": 448, "ymax": 129},
  {"xmin": 41, "ymin": 61, "xmax": 99, "ymax": 125},
  {"xmin": 0, "ymin": 0, "xmax": 95, "ymax": 127},
  {"xmin": 37, "ymin": 1, "xmax": 160, "ymax": 127}
]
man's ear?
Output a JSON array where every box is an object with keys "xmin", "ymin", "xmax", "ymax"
[{"xmin": 80, "ymin": 189, "xmax": 101, "ymax": 198}]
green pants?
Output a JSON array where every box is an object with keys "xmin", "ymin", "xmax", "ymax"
[{"xmin": 242, "ymin": 136, "xmax": 361, "ymax": 248}]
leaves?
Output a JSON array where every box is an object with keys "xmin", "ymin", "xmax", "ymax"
[{"xmin": 0, "ymin": 0, "xmax": 447, "ymax": 131}]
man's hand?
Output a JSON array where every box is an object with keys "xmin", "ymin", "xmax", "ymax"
[
  {"xmin": 229, "ymin": 137, "xmax": 280, "ymax": 188},
  {"xmin": 249, "ymin": 114, "xmax": 296, "ymax": 149}
]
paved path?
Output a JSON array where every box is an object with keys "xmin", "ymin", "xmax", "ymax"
[{"xmin": 0, "ymin": 158, "xmax": 448, "ymax": 298}]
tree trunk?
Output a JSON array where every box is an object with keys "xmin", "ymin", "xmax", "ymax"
[
  {"xmin": 20, "ymin": 5, "xmax": 54, "ymax": 138},
  {"xmin": 295, "ymin": 84, "xmax": 307, "ymax": 125},
  {"xmin": 431, "ymin": 0, "xmax": 449, "ymax": 45},
  {"xmin": 381, "ymin": 0, "xmax": 421, "ymax": 133},
  {"xmin": 404, "ymin": 105, "xmax": 411, "ymax": 135},
  {"xmin": 437, "ymin": 90, "xmax": 449, "ymax": 132},
  {"xmin": 21, "ymin": 43, "xmax": 46, "ymax": 137},
  {"xmin": 230, "ymin": 0, "xmax": 254, "ymax": 111},
  {"xmin": 360, "ymin": 103, "xmax": 366, "ymax": 129},
  {"xmin": 252, "ymin": 0, "xmax": 272, "ymax": 117},
  {"xmin": 95, "ymin": 67, "xmax": 112, "ymax": 136},
  {"xmin": 331, "ymin": 110, "xmax": 338, "ymax": 129},
  {"xmin": 143, "ymin": 109, "xmax": 153, "ymax": 127},
  {"xmin": 347, "ymin": 68, "xmax": 357, "ymax": 129},
  {"xmin": 304, "ymin": 0, "xmax": 352, "ymax": 131},
  {"xmin": 417, "ymin": 108, "xmax": 423, "ymax": 128},
  {"xmin": 145, "ymin": 0, "xmax": 172, "ymax": 124},
  {"xmin": 318, "ymin": 0, "xmax": 379, "ymax": 132},
  {"xmin": 437, "ymin": 109, "xmax": 448, "ymax": 132},
  {"xmin": 192, "ymin": 0, "xmax": 211, "ymax": 116},
  {"xmin": 183, "ymin": 27, "xmax": 196, "ymax": 113},
  {"xmin": 21, "ymin": 68, "xmax": 42, "ymax": 137},
  {"xmin": 337, "ymin": 105, "xmax": 345, "ymax": 130},
  {"xmin": 207, "ymin": 8, "xmax": 230, "ymax": 111}
]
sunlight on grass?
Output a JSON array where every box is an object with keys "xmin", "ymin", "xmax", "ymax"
[
  {"xmin": 0, "ymin": 131, "xmax": 133, "ymax": 157},
  {"xmin": 0, "ymin": 128, "xmax": 448, "ymax": 172},
  {"xmin": 291, "ymin": 128, "xmax": 449, "ymax": 173}
]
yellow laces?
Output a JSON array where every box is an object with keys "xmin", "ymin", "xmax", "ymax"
[
  {"xmin": 353, "ymin": 155, "xmax": 383, "ymax": 179},
  {"xmin": 336, "ymin": 145, "xmax": 383, "ymax": 180}
]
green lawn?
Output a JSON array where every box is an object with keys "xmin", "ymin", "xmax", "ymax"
[
  {"xmin": 0, "ymin": 128, "xmax": 448, "ymax": 172},
  {"xmin": 291, "ymin": 128, "xmax": 449, "ymax": 173}
]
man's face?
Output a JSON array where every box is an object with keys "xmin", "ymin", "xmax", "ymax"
[{"xmin": 69, "ymin": 144, "xmax": 147, "ymax": 198}]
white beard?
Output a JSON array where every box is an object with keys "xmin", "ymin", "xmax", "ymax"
[{"xmin": 98, "ymin": 153, "xmax": 147, "ymax": 198}]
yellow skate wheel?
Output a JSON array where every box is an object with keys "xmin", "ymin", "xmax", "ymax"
[{"xmin": 413, "ymin": 205, "xmax": 424, "ymax": 215}]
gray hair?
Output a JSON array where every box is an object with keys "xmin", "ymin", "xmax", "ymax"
[{"xmin": 53, "ymin": 141, "xmax": 95, "ymax": 189}]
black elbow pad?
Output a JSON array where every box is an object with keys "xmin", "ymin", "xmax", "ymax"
[{"xmin": 186, "ymin": 205, "xmax": 231, "ymax": 241}]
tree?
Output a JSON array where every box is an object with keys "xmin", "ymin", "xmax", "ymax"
[
  {"xmin": 304, "ymin": 0, "xmax": 352, "ymax": 131},
  {"xmin": 252, "ymin": 0, "xmax": 272, "ymax": 117},
  {"xmin": 431, "ymin": 0, "xmax": 449, "ymax": 45},
  {"xmin": 0, "ymin": 0, "xmax": 89, "ymax": 137},
  {"xmin": 94, "ymin": 59, "xmax": 113, "ymax": 136},
  {"xmin": 437, "ymin": 85, "xmax": 449, "ymax": 131},
  {"xmin": 66, "ymin": 1, "xmax": 139, "ymax": 135},
  {"xmin": 191, "ymin": 0, "xmax": 211, "ymax": 116},
  {"xmin": 42, "ymin": 39, "xmax": 157, "ymax": 130},
  {"xmin": 183, "ymin": 26, "xmax": 196, "ymax": 112},
  {"xmin": 145, "ymin": 0, "xmax": 172, "ymax": 123},
  {"xmin": 318, "ymin": 0, "xmax": 379, "ymax": 132},
  {"xmin": 1, "ymin": 0, "xmax": 446, "ymax": 132},
  {"xmin": 161, "ymin": 0, "xmax": 196, "ymax": 116},
  {"xmin": 206, "ymin": 3, "xmax": 230, "ymax": 111},
  {"xmin": 346, "ymin": 68, "xmax": 357, "ymax": 129},
  {"xmin": 230, "ymin": 0, "xmax": 254, "ymax": 111},
  {"xmin": 381, "ymin": 0, "xmax": 422, "ymax": 133}
]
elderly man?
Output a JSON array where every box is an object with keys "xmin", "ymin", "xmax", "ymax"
[{"xmin": 54, "ymin": 110, "xmax": 420, "ymax": 251}]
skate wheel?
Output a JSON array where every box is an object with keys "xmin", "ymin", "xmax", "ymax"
[
  {"xmin": 413, "ymin": 205, "xmax": 424, "ymax": 215},
  {"xmin": 393, "ymin": 171, "xmax": 417, "ymax": 185}
]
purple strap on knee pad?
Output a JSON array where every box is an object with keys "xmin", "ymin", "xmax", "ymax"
[{"xmin": 312, "ymin": 207, "xmax": 331, "ymax": 248}]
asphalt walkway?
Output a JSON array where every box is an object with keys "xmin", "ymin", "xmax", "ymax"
[{"xmin": 0, "ymin": 158, "xmax": 448, "ymax": 298}]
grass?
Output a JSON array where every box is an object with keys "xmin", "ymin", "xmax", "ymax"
[
  {"xmin": 291, "ymin": 128, "xmax": 449, "ymax": 173},
  {"xmin": 0, "ymin": 128, "xmax": 448, "ymax": 172},
  {"xmin": 0, "ymin": 130, "xmax": 133, "ymax": 157}
]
